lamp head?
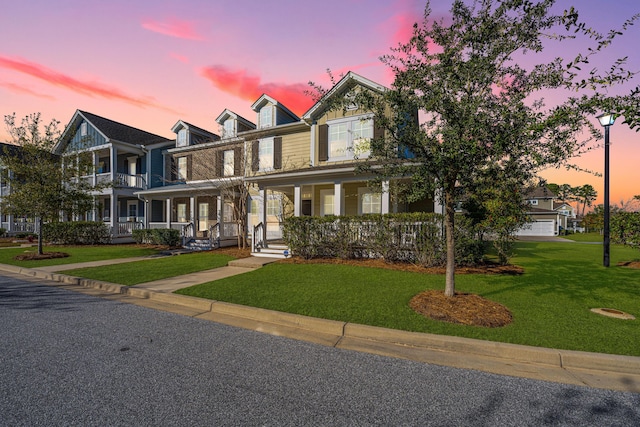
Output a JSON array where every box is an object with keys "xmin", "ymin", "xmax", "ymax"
[{"xmin": 597, "ymin": 113, "xmax": 616, "ymax": 127}]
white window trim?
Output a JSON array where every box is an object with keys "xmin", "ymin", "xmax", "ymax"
[
  {"xmin": 358, "ymin": 187, "xmax": 382, "ymax": 215},
  {"xmin": 320, "ymin": 189, "xmax": 334, "ymax": 217},
  {"xmin": 223, "ymin": 119, "xmax": 236, "ymax": 138},
  {"xmin": 177, "ymin": 129, "xmax": 188, "ymax": 147},
  {"xmin": 327, "ymin": 115, "xmax": 373, "ymax": 162},
  {"xmin": 260, "ymin": 106, "xmax": 273, "ymax": 129},
  {"xmin": 258, "ymin": 137, "xmax": 274, "ymax": 171},
  {"xmin": 223, "ymin": 150, "xmax": 234, "ymax": 177},
  {"xmin": 177, "ymin": 157, "xmax": 188, "ymax": 181}
]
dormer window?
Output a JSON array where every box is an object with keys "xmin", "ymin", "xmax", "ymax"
[
  {"xmin": 529, "ymin": 199, "xmax": 538, "ymax": 206},
  {"xmin": 223, "ymin": 120, "xmax": 236, "ymax": 138},
  {"xmin": 177, "ymin": 129, "xmax": 188, "ymax": 147},
  {"xmin": 260, "ymin": 106, "xmax": 273, "ymax": 129}
]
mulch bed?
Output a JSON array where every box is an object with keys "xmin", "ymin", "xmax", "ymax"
[
  {"xmin": 13, "ymin": 252, "xmax": 69, "ymax": 261},
  {"xmin": 410, "ymin": 290, "xmax": 513, "ymax": 328},
  {"xmin": 617, "ymin": 261, "xmax": 640, "ymax": 269}
]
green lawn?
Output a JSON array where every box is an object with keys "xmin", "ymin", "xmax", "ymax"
[
  {"xmin": 0, "ymin": 245, "xmax": 160, "ymax": 267},
  {"xmin": 61, "ymin": 252, "xmax": 236, "ymax": 286},
  {"xmin": 562, "ymin": 232, "xmax": 603, "ymax": 243},
  {"xmin": 177, "ymin": 242, "xmax": 640, "ymax": 356}
]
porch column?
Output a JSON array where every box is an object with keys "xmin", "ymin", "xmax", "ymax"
[
  {"xmin": 216, "ymin": 195, "xmax": 223, "ymax": 237},
  {"xmin": 110, "ymin": 145, "xmax": 118, "ymax": 184},
  {"xmin": 293, "ymin": 184, "xmax": 301, "ymax": 217},
  {"xmin": 166, "ymin": 198, "xmax": 171, "ymax": 228},
  {"xmin": 333, "ymin": 182, "xmax": 342, "ymax": 216},
  {"xmin": 93, "ymin": 151, "xmax": 99, "ymax": 187},
  {"xmin": 381, "ymin": 180, "xmax": 390, "ymax": 214},
  {"xmin": 189, "ymin": 196, "xmax": 195, "ymax": 223},
  {"xmin": 110, "ymin": 193, "xmax": 117, "ymax": 233}
]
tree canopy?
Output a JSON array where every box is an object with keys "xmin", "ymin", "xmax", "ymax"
[
  {"xmin": 2, "ymin": 113, "xmax": 98, "ymax": 254},
  {"xmin": 355, "ymin": 0, "xmax": 639, "ymax": 296}
]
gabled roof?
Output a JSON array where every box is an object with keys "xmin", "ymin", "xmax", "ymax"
[
  {"xmin": 56, "ymin": 110, "xmax": 171, "ymax": 153},
  {"xmin": 302, "ymin": 71, "xmax": 387, "ymax": 122},
  {"xmin": 526, "ymin": 185, "xmax": 557, "ymax": 199},
  {"xmin": 214, "ymin": 109, "xmax": 255, "ymax": 129},
  {"xmin": 251, "ymin": 94, "xmax": 300, "ymax": 122},
  {"xmin": 171, "ymin": 120, "xmax": 219, "ymax": 140}
]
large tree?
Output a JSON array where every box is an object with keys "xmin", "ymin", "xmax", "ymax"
[
  {"xmin": 357, "ymin": 0, "xmax": 639, "ymax": 296},
  {"xmin": 2, "ymin": 113, "xmax": 97, "ymax": 255},
  {"xmin": 573, "ymin": 184, "xmax": 598, "ymax": 217}
]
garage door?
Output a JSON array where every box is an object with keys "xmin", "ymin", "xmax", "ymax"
[{"xmin": 516, "ymin": 220, "xmax": 556, "ymax": 236}]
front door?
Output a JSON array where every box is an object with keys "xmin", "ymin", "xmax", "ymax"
[{"xmin": 198, "ymin": 202, "xmax": 209, "ymax": 235}]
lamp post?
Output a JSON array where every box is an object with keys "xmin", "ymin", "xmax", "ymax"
[{"xmin": 597, "ymin": 112, "xmax": 616, "ymax": 267}]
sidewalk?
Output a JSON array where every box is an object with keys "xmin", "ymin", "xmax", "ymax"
[{"xmin": 1, "ymin": 255, "xmax": 639, "ymax": 394}]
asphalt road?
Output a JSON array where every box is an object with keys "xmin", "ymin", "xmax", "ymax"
[{"xmin": 1, "ymin": 273, "xmax": 639, "ymax": 426}]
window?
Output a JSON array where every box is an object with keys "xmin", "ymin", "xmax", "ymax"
[
  {"xmin": 529, "ymin": 199, "xmax": 539, "ymax": 206},
  {"xmin": 267, "ymin": 197, "xmax": 281, "ymax": 217},
  {"xmin": 127, "ymin": 201, "xmax": 138, "ymax": 219},
  {"xmin": 177, "ymin": 157, "xmax": 188, "ymax": 181},
  {"xmin": 223, "ymin": 150, "xmax": 234, "ymax": 176},
  {"xmin": 320, "ymin": 189, "xmax": 334, "ymax": 216},
  {"xmin": 177, "ymin": 203, "xmax": 187, "ymax": 222},
  {"xmin": 260, "ymin": 106, "xmax": 273, "ymax": 128},
  {"xmin": 259, "ymin": 138, "xmax": 274, "ymax": 170},
  {"xmin": 325, "ymin": 116, "xmax": 373, "ymax": 161},
  {"xmin": 177, "ymin": 129, "xmax": 188, "ymax": 147},
  {"xmin": 358, "ymin": 188, "xmax": 381, "ymax": 215},
  {"xmin": 80, "ymin": 122, "xmax": 87, "ymax": 136},
  {"xmin": 223, "ymin": 120, "xmax": 235, "ymax": 138}
]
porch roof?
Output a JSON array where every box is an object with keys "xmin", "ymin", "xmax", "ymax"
[{"xmin": 134, "ymin": 178, "xmax": 241, "ymax": 197}]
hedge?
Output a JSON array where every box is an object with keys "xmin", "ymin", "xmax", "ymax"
[
  {"xmin": 611, "ymin": 212, "xmax": 640, "ymax": 251},
  {"xmin": 282, "ymin": 213, "xmax": 484, "ymax": 267},
  {"xmin": 132, "ymin": 228, "xmax": 181, "ymax": 247},
  {"xmin": 43, "ymin": 221, "xmax": 111, "ymax": 245}
]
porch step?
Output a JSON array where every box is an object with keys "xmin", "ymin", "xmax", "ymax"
[
  {"xmin": 182, "ymin": 238, "xmax": 212, "ymax": 251},
  {"xmin": 252, "ymin": 244, "xmax": 291, "ymax": 259}
]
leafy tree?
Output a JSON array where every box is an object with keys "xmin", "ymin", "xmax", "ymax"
[
  {"xmin": 2, "ymin": 113, "xmax": 97, "ymax": 255},
  {"xmin": 573, "ymin": 184, "xmax": 598, "ymax": 217},
  {"xmin": 355, "ymin": 0, "xmax": 639, "ymax": 296}
]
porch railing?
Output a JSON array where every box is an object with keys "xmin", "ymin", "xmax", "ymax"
[
  {"xmin": 252, "ymin": 222, "xmax": 265, "ymax": 253},
  {"xmin": 113, "ymin": 221, "xmax": 143, "ymax": 236},
  {"xmin": 181, "ymin": 222, "xmax": 195, "ymax": 246},
  {"xmin": 209, "ymin": 222, "xmax": 221, "ymax": 249},
  {"xmin": 114, "ymin": 173, "xmax": 146, "ymax": 189}
]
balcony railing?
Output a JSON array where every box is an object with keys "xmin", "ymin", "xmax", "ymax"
[{"xmin": 77, "ymin": 172, "xmax": 146, "ymax": 190}]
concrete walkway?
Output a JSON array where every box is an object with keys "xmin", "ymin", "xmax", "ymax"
[{"xmin": 1, "ymin": 254, "xmax": 639, "ymax": 394}]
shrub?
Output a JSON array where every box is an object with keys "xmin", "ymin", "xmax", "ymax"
[
  {"xmin": 42, "ymin": 221, "xmax": 111, "ymax": 245},
  {"xmin": 132, "ymin": 228, "xmax": 180, "ymax": 247},
  {"xmin": 283, "ymin": 213, "xmax": 485, "ymax": 267},
  {"xmin": 611, "ymin": 212, "xmax": 640, "ymax": 251}
]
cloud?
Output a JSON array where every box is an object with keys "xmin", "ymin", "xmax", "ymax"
[
  {"xmin": 0, "ymin": 55, "xmax": 177, "ymax": 113},
  {"xmin": 0, "ymin": 81, "xmax": 55, "ymax": 100},
  {"xmin": 199, "ymin": 66, "xmax": 314, "ymax": 115},
  {"xmin": 169, "ymin": 52, "xmax": 189, "ymax": 63},
  {"xmin": 141, "ymin": 18, "xmax": 205, "ymax": 41}
]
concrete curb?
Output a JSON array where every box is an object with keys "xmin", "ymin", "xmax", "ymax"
[{"xmin": 2, "ymin": 263, "xmax": 639, "ymax": 393}]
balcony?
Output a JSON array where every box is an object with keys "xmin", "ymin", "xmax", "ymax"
[{"xmin": 78, "ymin": 172, "xmax": 147, "ymax": 190}]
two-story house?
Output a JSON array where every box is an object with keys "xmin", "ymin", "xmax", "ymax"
[
  {"xmin": 516, "ymin": 185, "xmax": 576, "ymax": 236},
  {"xmin": 55, "ymin": 110, "xmax": 174, "ymax": 240},
  {"xmin": 135, "ymin": 112, "xmax": 254, "ymax": 248},
  {"xmin": 244, "ymin": 72, "xmax": 436, "ymax": 253}
]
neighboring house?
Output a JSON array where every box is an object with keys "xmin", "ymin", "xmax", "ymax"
[
  {"xmin": 516, "ymin": 185, "xmax": 576, "ymax": 236},
  {"xmin": 54, "ymin": 110, "xmax": 174, "ymax": 240},
  {"xmin": 135, "ymin": 113, "xmax": 254, "ymax": 248}
]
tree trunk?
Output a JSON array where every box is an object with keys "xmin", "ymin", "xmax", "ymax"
[
  {"xmin": 37, "ymin": 217, "xmax": 44, "ymax": 256},
  {"xmin": 444, "ymin": 184, "xmax": 456, "ymax": 297}
]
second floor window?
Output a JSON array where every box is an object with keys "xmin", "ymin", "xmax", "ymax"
[
  {"xmin": 259, "ymin": 139, "xmax": 274, "ymax": 170},
  {"xmin": 177, "ymin": 157, "xmax": 188, "ymax": 181},
  {"xmin": 223, "ymin": 150, "xmax": 234, "ymax": 177},
  {"xmin": 320, "ymin": 116, "xmax": 373, "ymax": 162},
  {"xmin": 177, "ymin": 129, "xmax": 188, "ymax": 147}
]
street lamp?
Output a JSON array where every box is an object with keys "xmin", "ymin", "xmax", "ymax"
[{"xmin": 597, "ymin": 112, "xmax": 616, "ymax": 267}]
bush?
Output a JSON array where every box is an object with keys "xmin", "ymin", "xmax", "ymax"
[
  {"xmin": 611, "ymin": 212, "xmax": 640, "ymax": 251},
  {"xmin": 283, "ymin": 213, "xmax": 485, "ymax": 267},
  {"xmin": 132, "ymin": 228, "xmax": 180, "ymax": 247},
  {"xmin": 42, "ymin": 221, "xmax": 111, "ymax": 245}
]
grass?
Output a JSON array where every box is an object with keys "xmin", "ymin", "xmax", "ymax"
[
  {"xmin": 0, "ymin": 245, "xmax": 160, "ymax": 267},
  {"xmin": 60, "ymin": 252, "xmax": 236, "ymax": 286},
  {"xmin": 562, "ymin": 232, "xmax": 603, "ymax": 242},
  {"xmin": 177, "ymin": 241, "xmax": 640, "ymax": 356}
]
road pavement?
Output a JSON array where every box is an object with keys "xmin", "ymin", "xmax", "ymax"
[{"xmin": 1, "ymin": 273, "xmax": 640, "ymax": 426}]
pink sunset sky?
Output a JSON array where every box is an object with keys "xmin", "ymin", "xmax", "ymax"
[{"xmin": 0, "ymin": 0, "xmax": 638, "ymax": 207}]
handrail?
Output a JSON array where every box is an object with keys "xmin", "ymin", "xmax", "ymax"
[
  {"xmin": 252, "ymin": 222, "xmax": 265, "ymax": 252},
  {"xmin": 209, "ymin": 222, "xmax": 221, "ymax": 249},
  {"xmin": 181, "ymin": 222, "xmax": 194, "ymax": 246}
]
